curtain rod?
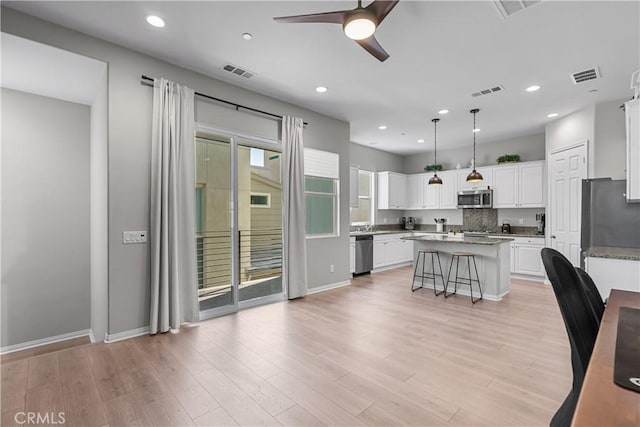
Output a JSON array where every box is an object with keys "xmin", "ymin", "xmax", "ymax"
[{"xmin": 140, "ymin": 75, "xmax": 308, "ymax": 126}]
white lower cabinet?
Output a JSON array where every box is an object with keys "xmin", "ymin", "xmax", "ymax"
[
  {"xmin": 510, "ymin": 236, "xmax": 545, "ymax": 277},
  {"xmin": 349, "ymin": 237, "xmax": 355, "ymax": 274},
  {"xmin": 585, "ymin": 257, "xmax": 640, "ymax": 299},
  {"xmin": 373, "ymin": 234, "xmax": 413, "ymax": 269}
]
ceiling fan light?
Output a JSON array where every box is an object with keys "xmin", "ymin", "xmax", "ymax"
[
  {"xmin": 428, "ymin": 174, "xmax": 443, "ymax": 185},
  {"xmin": 343, "ymin": 11, "xmax": 377, "ymax": 40},
  {"xmin": 466, "ymin": 169, "xmax": 484, "ymax": 183}
]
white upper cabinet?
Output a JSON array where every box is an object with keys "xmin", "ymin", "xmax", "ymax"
[
  {"xmin": 626, "ymin": 98, "xmax": 640, "ymax": 203},
  {"xmin": 493, "ymin": 165, "xmax": 518, "ymax": 208},
  {"xmin": 406, "ymin": 174, "xmax": 424, "ymax": 209},
  {"xmin": 438, "ymin": 171, "xmax": 458, "ymax": 209},
  {"xmin": 492, "ymin": 161, "xmax": 545, "ymax": 208},
  {"xmin": 378, "ymin": 171, "xmax": 406, "ymax": 209},
  {"xmin": 422, "ymin": 175, "xmax": 440, "ymax": 209},
  {"xmin": 457, "ymin": 166, "xmax": 493, "ymax": 191},
  {"xmin": 349, "ymin": 165, "xmax": 359, "ymax": 208},
  {"xmin": 518, "ymin": 161, "xmax": 545, "ymax": 207}
]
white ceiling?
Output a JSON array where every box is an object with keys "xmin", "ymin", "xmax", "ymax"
[
  {"xmin": 0, "ymin": 32, "xmax": 106, "ymax": 105},
  {"xmin": 5, "ymin": 1, "xmax": 639, "ymax": 154}
]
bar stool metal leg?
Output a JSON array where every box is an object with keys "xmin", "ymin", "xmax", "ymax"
[
  {"xmin": 411, "ymin": 251, "xmax": 424, "ymax": 292},
  {"xmin": 471, "ymin": 255, "xmax": 483, "ymax": 303}
]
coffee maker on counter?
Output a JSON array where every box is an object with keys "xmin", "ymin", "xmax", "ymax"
[
  {"xmin": 404, "ymin": 216, "xmax": 415, "ymax": 230},
  {"xmin": 536, "ymin": 213, "xmax": 545, "ymax": 235}
]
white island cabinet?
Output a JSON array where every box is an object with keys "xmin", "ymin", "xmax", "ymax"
[
  {"xmin": 404, "ymin": 235, "xmax": 513, "ymax": 301},
  {"xmin": 373, "ymin": 233, "xmax": 413, "ymax": 269}
]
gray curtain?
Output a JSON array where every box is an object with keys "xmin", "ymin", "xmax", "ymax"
[
  {"xmin": 149, "ymin": 78, "xmax": 199, "ymax": 334},
  {"xmin": 282, "ymin": 116, "xmax": 308, "ymax": 299}
]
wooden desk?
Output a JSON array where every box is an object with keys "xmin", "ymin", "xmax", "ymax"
[{"xmin": 572, "ymin": 290, "xmax": 640, "ymax": 426}]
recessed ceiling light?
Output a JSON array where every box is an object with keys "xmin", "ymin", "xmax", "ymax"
[
  {"xmin": 378, "ymin": 125, "xmax": 387, "ymax": 130},
  {"xmin": 315, "ymin": 86, "xmax": 327, "ymax": 93},
  {"xmin": 242, "ymin": 33, "xmax": 253, "ymax": 40},
  {"xmin": 417, "ymin": 139, "xmax": 425, "ymax": 143},
  {"xmin": 588, "ymin": 89, "xmax": 599, "ymax": 93},
  {"xmin": 146, "ymin": 15, "xmax": 165, "ymax": 28},
  {"xmin": 526, "ymin": 85, "xmax": 541, "ymax": 92},
  {"xmin": 473, "ymin": 128, "xmax": 481, "ymax": 133},
  {"xmin": 369, "ymin": 141, "xmax": 377, "ymax": 145},
  {"xmin": 438, "ymin": 109, "xmax": 449, "ymax": 115},
  {"xmin": 547, "ymin": 113, "xmax": 559, "ymax": 118}
]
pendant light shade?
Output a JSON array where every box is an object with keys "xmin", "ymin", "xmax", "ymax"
[
  {"xmin": 428, "ymin": 118, "xmax": 443, "ymax": 185},
  {"xmin": 467, "ymin": 108, "xmax": 484, "ymax": 183}
]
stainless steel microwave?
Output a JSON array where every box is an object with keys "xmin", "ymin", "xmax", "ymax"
[{"xmin": 457, "ymin": 189, "xmax": 493, "ymax": 208}]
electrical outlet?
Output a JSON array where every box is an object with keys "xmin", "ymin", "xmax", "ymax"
[
  {"xmin": 518, "ymin": 218, "xmax": 524, "ymax": 225},
  {"xmin": 123, "ymin": 231, "xmax": 147, "ymax": 244},
  {"xmin": 330, "ymin": 264, "xmax": 335, "ymax": 273}
]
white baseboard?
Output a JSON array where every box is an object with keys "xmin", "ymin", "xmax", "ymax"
[
  {"xmin": 1, "ymin": 329, "xmax": 91, "ymax": 355},
  {"xmin": 89, "ymin": 329, "xmax": 96, "ymax": 343},
  {"xmin": 104, "ymin": 326, "xmax": 150, "ymax": 343},
  {"xmin": 412, "ymin": 284, "xmax": 507, "ymax": 302},
  {"xmin": 306, "ymin": 280, "xmax": 351, "ymax": 295},
  {"xmin": 372, "ymin": 261, "xmax": 412, "ymax": 274},
  {"xmin": 510, "ymin": 273, "xmax": 546, "ymax": 283}
]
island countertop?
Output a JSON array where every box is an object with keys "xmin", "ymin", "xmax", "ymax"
[{"xmin": 402, "ymin": 235, "xmax": 514, "ymax": 245}]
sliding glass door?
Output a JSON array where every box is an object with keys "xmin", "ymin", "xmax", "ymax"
[{"xmin": 195, "ymin": 128, "xmax": 284, "ymax": 318}]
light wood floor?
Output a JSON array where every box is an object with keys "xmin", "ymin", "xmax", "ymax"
[{"xmin": 1, "ymin": 267, "xmax": 571, "ymax": 426}]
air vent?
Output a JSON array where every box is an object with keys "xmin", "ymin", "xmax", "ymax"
[
  {"xmin": 472, "ymin": 85, "xmax": 504, "ymax": 98},
  {"xmin": 493, "ymin": 0, "xmax": 542, "ymax": 19},
  {"xmin": 570, "ymin": 67, "xmax": 601, "ymax": 84},
  {"xmin": 221, "ymin": 63, "xmax": 255, "ymax": 79}
]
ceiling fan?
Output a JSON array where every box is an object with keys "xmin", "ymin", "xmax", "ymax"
[{"xmin": 273, "ymin": 0, "xmax": 399, "ymax": 62}]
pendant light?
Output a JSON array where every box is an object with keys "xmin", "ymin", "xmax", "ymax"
[
  {"xmin": 466, "ymin": 108, "xmax": 484, "ymax": 183},
  {"xmin": 428, "ymin": 118, "xmax": 443, "ymax": 185}
]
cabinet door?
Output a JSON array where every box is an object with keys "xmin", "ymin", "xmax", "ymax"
[
  {"xmin": 457, "ymin": 166, "xmax": 493, "ymax": 190},
  {"xmin": 438, "ymin": 171, "xmax": 458, "ymax": 209},
  {"xmin": 626, "ymin": 99, "xmax": 640, "ymax": 202},
  {"xmin": 422, "ymin": 175, "xmax": 440, "ymax": 209},
  {"xmin": 349, "ymin": 166, "xmax": 359, "ymax": 208},
  {"xmin": 401, "ymin": 239, "xmax": 414, "ymax": 262},
  {"xmin": 493, "ymin": 165, "xmax": 518, "ymax": 208},
  {"xmin": 388, "ymin": 173, "xmax": 407, "ymax": 209},
  {"xmin": 349, "ymin": 242, "xmax": 355, "ymax": 273},
  {"xmin": 510, "ymin": 243, "xmax": 516, "ymax": 273},
  {"xmin": 514, "ymin": 244, "xmax": 544, "ymax": 276},
  {"xmin": 406, "ymin": 174, "xmax": 423, "ymax": 209},
  {"xmin": 374, "ymin": 241, "xmax": 386, "ymax": 268},
  {"xmin": 519, "ymin": 161, "xmax": 545, "ymax": 207}
]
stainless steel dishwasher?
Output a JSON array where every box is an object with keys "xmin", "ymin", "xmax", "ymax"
[{"xmin": 355, "ymin": 235, "xmax": 373, "ymax": 275}]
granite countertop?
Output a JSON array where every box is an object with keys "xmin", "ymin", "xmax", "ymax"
[
  {"xmin": 583, "ymin": 246, "xmax": 640, "ymax": 261},
  {"xmin": 403, "ymin": 235, "xmax": 514, "ymax": 245},
  {"xmin": 488, "ymin": 232, "xmax": 545, "ymax": 238},
  {"xmin": 349, "ymin": 229, "xmax": 544, "ymax": 238}
]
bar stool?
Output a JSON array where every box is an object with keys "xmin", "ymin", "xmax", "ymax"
[
  {"xmin": 411, "ymin": 249, "xmax": 446, "ymax": 296},
  {"xmin": 445, "ymin": 252, "xmax": 483, "ymax": 303}
]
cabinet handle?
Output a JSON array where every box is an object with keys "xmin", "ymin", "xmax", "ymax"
[{"xmin": 551, "ymin": 235, "xmax": 556, "ymax": 239}]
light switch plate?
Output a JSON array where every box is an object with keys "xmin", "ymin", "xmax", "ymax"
[{"xmin": 123, "ymin": 231, "xmax": 147, "ymax": 244}]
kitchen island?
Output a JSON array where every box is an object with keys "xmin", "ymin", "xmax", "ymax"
[{"xmin": 403, "ymin": 234, "xmax": 514, "ymax": 301}]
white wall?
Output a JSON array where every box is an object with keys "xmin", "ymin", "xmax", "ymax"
[
  {"xmin": 595, "ymin": 98, "xmax": 627, "ymax": 179},
  {"xmin": 1, "ymin": 88, "xmax": 90, "ymax": 347},
  {"xmin": 545, "ymin": 105, "xmax": 596, "ymax": 176},
  {"xmin": 403, "ymin": 133, "xmax": 546, "ymax": 174},
  {"xmin": 1, "ymin": 7, "xmax": 352, "ymax": 335}
]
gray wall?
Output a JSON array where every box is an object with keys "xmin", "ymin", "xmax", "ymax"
[
  {"xmin": 349, "ymin": 143, "xmax": 405, "ymax": 225},
  {"xmin": 403, "ymin": 133, "xmax": 546, "ymax": 174},
  {"xmin": 2, "ymin": 7, "xmax": 351, "ymax": 335},
  {"xmin": 1, "ymin": 88, "xmax": 90, "ymax": 347},
  {"xmin": 595, "ymin": 99, "xmax": 627, "ymax": 180}
]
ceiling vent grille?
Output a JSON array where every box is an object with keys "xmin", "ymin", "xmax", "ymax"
[
  {"xmin": 472, "ymin": 85, "xmax": 504, "ymax": 98},
  {"xmin": 221, "ymin": 63, "xmax": 254, "ymax": 79},
  {"xmin": 493, "ymin": 0, "xmax": 542, "ymax": 19},
  {"xmin": 570, "ymin": 67, "xmax": 601, "ymax": 84}
]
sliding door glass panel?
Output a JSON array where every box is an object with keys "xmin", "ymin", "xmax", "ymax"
[
  {"xmin": 195, "ymin": 136, "xmax": 234, "ymax": 312},
  {"xmin": 237, "ymin": 143, "xmax": 283, "ymax": 302}
]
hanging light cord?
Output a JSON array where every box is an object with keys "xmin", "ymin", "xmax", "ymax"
[
  {"xmin": 433, "ymin": 120, "xmax": 437, "ymax": 167},
  {"xmin": 472, "ymin": 111, "xmax": 476, "ymax": 169}
]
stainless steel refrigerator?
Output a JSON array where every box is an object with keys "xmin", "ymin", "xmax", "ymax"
[{"xmin": 581, "ymin": 178, "xmax": 640, "ymax": 266}]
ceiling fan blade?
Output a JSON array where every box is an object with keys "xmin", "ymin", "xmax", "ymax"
[
  {"xmin": 365, "ymin": 0, "xmax": 399, "ymax": 24},
  {"xmin": 273, "ymin": 10, "xmax": 348, "ymax": 24},
  {"xmin": 356, "ymin": 35, "xmax": 390, "ymax": 62}
]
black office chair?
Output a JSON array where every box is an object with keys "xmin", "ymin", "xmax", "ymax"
[
  {"xmin": 541, "ymin": 248, "xmax": 600, "ymax": 427},
  {"xmin": 575, "ymin": 267, "xmax": 605, "ymax": 325}
]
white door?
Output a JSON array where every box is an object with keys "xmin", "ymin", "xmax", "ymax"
[{"xmin": 549, "ymin": 143, "xmax": 587, "ymax": 266}]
